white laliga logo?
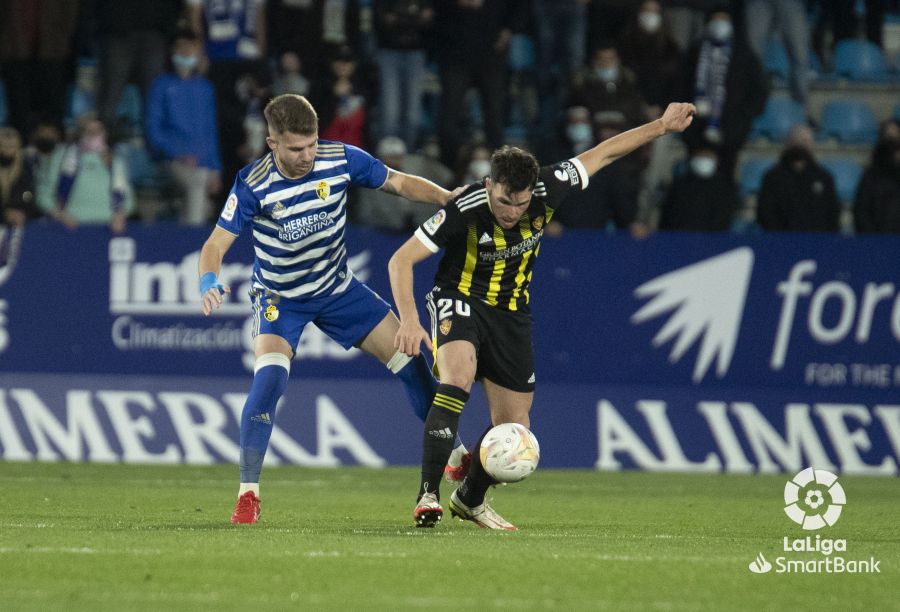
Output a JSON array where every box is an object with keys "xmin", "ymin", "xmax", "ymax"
[
  {"xmin": 783, "ymin": 467, "xmax": 846, "ymax": 530},
  {"xmin": 631, "ymin": 247, "xmax": 754, "ymax": 383}
]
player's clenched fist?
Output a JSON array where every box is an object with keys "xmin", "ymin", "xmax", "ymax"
[{"xmin": 660, "ymin": 102, "xmax": 696, "ymax": 134}]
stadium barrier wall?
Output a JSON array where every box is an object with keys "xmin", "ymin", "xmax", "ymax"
[{"xmin": 1, "ymin": 225, "xmax": 898, "ymax": 474}]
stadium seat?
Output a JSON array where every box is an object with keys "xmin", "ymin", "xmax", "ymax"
[
  {"xmin": 820, "ymin": 157, "xmax": 863, "ymax": 203},
  {"xmin": 738, "ymin": 157, "xmax": 776, "ymax": 198},
  {"xmin": 115, "ymin": 84, "xmax": 143, "ymax": 132},
  {"xmin": 750, "ymin": 97, "xmax": 806, "ymax": 142},
  {"xmin": 817, "ymin": 99, "xmax": 879, "ymax": 144},
  {"xmin": 117, "ymin": 140, "xmax": 163, "ymax": 190},
  {"xmin": 763, "ymin": 39, "xmax": 822, "ymax": 82},
  {"xmin": 763, "ymin": 39, "xmax": 791, "ymax": 80},
  {"xmin": 833, "ymin": 40, "xmax": 890, "ymax": 81},
  {"xmin": 508, "ymin": 34, "xmax": 536, "ymax": 72}
]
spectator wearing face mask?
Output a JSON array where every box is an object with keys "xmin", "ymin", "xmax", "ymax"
[
  {"xmin": 0, "ymin": 128, "xmax": 41, "ymax": 228},
  {"xmin": 353, "ymin": 136, "xmax": 454, "ymax": 231},
  {"xmin": 679, "ymin": 5, "xmax": 767, "ymax": 181},
  {"xmin": 618, "ymin": 0, "xmax": 683, "ymax": 119},
  {"xmin": 146, "ymin": 30, "xmax": 222, "ymax": 226},
  {"xmin": 659, "ymin": 141, "xmax": 737, "ymax": 231},
  {"xmin": 757, "ymin": 126, "xmax": 839, "ymax": 233},
  {"xmin": 25, "ymin": 121, "xmax": 65, "ymax": 212},
  {"xmin": 539, "ymin": 106, "xmax": 594, "ymax": 161},
  {"xmin": 568, "ymin": 42, "xmax": 648, "ymax": 132},
  {"xmin": 545, "ymin": 108, "xmax": 646, "ymax": 238},
  {"xmin": 54, "ymin": 116, "xmax": 133, "ymax": 234},
  {"xmin": 854, "ymin": 120, "xmax": 900, "ymax": 234},
  {"xmin": 456, "ymin": 142, "xmax": 493, "ymax": 186}
]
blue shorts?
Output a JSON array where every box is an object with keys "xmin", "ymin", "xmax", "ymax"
[{"xmin": 250, "ymin": 279, "xmax": 391, "ymax": 354}]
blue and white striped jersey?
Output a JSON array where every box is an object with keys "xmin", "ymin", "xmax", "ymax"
[{"xmin": 217, "ymin": 140, "xmax": 388, "ymax": 299}]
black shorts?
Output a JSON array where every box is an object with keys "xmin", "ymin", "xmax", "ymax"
[{"xmin": 425, "ymin": 287, "xmax": 535, "ymax": 393}]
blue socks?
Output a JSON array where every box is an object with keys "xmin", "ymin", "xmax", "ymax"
[
  {"xmin": 388, "ymin": 352, "xmax": 436, "ymax": 421},
  {"xmin": 239, "ymin": 353, "xmax": 290, "ymax": 483}
]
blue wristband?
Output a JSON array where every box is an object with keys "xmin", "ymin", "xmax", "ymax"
[{"xmin": 199, "ymin": 272, "xmax": 223, "ymax": 297}]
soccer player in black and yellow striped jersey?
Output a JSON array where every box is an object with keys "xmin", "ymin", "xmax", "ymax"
[{"xmin": 389, "ymin": 102, "xmax": 696, "ymax": 530}]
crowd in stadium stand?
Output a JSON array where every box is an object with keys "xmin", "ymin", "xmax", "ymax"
[{"xmin": 0, "ymin": 0, "xmax": 898, "ymax": 235}]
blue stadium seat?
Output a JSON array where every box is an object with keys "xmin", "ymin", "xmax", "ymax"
[
  {"xmin": 115, "ymin": 84, "xmax": 143, "ymax": 133},
  {"xmin": 833, "ymin": 40, "xmax": 889, "ymax": 81},
  {"xmin": 750, "ymin": 97, "xmax": 806, "ymax": 142},
  {"xmin": 739, "ymin": 157, "xmax": 776, "ymax": 198},
  {"xmin": 763, "ymin": 39, "xmax": 790, "ymax": 80},
  {"xmin": 820, "ymin": 157, "xmax": 863, "ymax": 203},
  {"xmin": 116, "ymin": 140, "xmax": 162, "ymax": 190},
  {"xmin": 508, "ymin": 34, "xmax": 536, "ymax": 72},
  {"xmin": 818, "ymin": 99, "xmax": 879, "ymax": 144},
  {"xmin": 763, "ymin": 39, "xmax": 822, "ymax": 81},
  {"xmin": 66, "ymin": 84, "xmax": 97, "ymax": 126}
]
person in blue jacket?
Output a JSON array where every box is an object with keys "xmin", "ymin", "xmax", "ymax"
[{"xmin": 146, "ymin": 30, "xmax": 222, "ymax": 225}]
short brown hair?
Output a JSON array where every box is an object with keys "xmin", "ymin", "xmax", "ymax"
[
  {"xmin": 264, "ymin": 94, "xmax": 318, "ymax": 136},
  {"xmin": 490, "ymin": 146, "xmax": 539, "ymax": 193}
]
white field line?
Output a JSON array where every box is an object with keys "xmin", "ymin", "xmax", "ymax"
[{"xmin": 0, "ymin": 546, "xmax": 162, "ymax": 555}]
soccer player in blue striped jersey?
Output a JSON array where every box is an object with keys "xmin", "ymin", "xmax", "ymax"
[{"xmin": 198, "ymin": 94, "xmax": 462, "ymax": 524}]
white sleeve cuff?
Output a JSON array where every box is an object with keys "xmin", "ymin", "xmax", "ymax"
[
  {"xmin": 414, "ymin": 228, "xmax": 440, "ymax": 253},
  {"xmin": 570, "ymin": 158, "xmax": 590, "ymax": 190}
]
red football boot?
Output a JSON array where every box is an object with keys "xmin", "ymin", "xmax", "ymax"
[{"xmin": 231, "ymin": 491, "xmax": 261, "ymax": 524}]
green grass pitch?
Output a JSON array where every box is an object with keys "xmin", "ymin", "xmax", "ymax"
[{"xmin": 1, "ymin": 462, "xmax": 897, "ymax": 611}]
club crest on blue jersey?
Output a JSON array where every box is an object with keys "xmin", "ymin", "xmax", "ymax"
[{"xmin": 316, "ymin": 180, "xmax": 330, "ymax": 200}]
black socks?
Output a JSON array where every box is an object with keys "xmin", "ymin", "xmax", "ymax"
[{"xmin": 418, "ymin": 384, "xmax": 469, "ymax": 500}]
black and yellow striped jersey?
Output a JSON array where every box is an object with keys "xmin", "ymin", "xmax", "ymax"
[{"xmin": 414, "ymin": 158, "xmax": 590, "ymax": 313}]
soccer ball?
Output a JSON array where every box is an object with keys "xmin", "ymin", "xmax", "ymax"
[{"xmin": 479, "ymin": 423, "xmax": 540, "ymax": 483}]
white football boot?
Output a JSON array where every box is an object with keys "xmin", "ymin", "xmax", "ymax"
[{"xmin": 448, "ymin": 490, "xmax": 517, "ymax": 531}]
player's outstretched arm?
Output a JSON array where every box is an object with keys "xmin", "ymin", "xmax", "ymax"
[
  {"xmin": 388, "ymin": 236, "xmax": 436, "ymax": 357},
  {"xmin": 380, "ymin": 168, "xmax": 452, "ymax": 206},
  {"xmin": 198, "ymin": 225, "xmax": 237, "ymax": 316},
  {"xmin": 576, "ymin": 102, "xmax": 696, "ymax": 177}
]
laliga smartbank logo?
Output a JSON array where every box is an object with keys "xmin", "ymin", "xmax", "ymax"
[{"xmin": 748, "ymin": 468, "xmax": 881, "ymax": 575}]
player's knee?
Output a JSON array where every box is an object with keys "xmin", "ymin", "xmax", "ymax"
[
  {"xmin": 491, "ymin": 408, "xmax": 531, "ymax": 429},
  {"xmin": 437, "ymin": 373, "xmax": 474, "ymax": 393}
]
